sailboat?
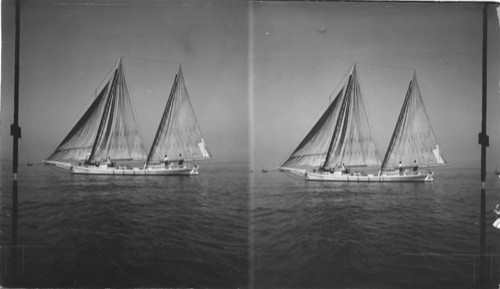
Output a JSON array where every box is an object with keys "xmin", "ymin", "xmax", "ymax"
[
  {"xmin": 279, "ymin": 64, "xmax": 446, "ymax": 182},
  {"xmin": 44, "ymin": 58, "xmax": 211, "ymax": 175},
  {"xmin": 27, "ymin": 153, "xmax": 33, "ymax": 166}
]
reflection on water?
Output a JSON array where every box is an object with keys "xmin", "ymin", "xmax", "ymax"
[
  {"xmin": 1, "ymin": 179, "xmax": 18, "ymax": 287},
  {"xmin": 1, "ymin": 163, "xmax": 499, "ymax": 288},
  {"xmin": 251, "ymin": 168, "xmax": 500, "ymax": 288},
  {"xmin": 0, "ymin": 161, "xmax": 249, "ymax": 287}
]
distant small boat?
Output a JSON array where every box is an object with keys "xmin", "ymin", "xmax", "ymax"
[
  {"xmin": 495, "ymin": 170, "xmax": 500, "ymax": 175},
  {"xmin": 262, "ymin": 169, "xmax": 268, "ymax": 173},
  {"xmin": 27, "ymin": 162, "xmax": 33, "ymax": 167}
]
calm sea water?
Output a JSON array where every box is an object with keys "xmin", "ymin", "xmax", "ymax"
[
  {"xmin": 1, "ymin": 163, "xmax": 500, "ymax": 288},
  {"xmin": 251, "ymin": 167, "xmax": 500, "ymax": 288},
  {"xmin": 1, "ymin": 161, "xmax": 249, "ymax": 288}
]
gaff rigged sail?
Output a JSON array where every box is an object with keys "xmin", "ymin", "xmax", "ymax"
[
  {"xmin": 281, "ymin": 64, "xmax": 382, "ymax": 171},
  {"xmin": 46, "ymin": 59, "xmax": 147, "ymax": 164},
  {"xmin": 381, "ymin": 71, "xmax": 446, "ymax": 170},
  {"xmin": 146, "ymin": 65, "xmax": 212, "ymax": 164}
]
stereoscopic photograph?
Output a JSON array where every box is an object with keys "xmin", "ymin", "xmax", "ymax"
[{"xmin": 1, "ymin": 1, "xmax": 499, "ymax": 288}]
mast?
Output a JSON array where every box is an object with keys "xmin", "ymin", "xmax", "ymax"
[
  {"xmin": 86, "ymin": 60, "xmax": 120, "ymax": 163},
  {"xmin": 46, "ymin": 57, "xmax": 147, "ymax": 164},
  {"xmin": 380, "ymin": 70, "xmax": 445, "ymax": 170},
  {"xmin": 145, "ymin": 64, "xmax": 211, "ymax": 165},
  {"xmin": 322, "ymin": 67, "xmax": 353, "ymax": 170},
  {"xmin": 381, "ymin": 71, "xmax": 414, "ymax": 170},
  {"xmin": 46, "ymin": 83, "xmax": 109, "ymax": 162},
  {"xmin": 146, "ymin": 64, "xmax": 180, "ymax": 166},
  {"xmin": 281, "ymin": 63, "xmax": 381, "ymax": 170},
  {"xmin": 321, "ymin": 63, "xmax": 381, "ymax": 170}
]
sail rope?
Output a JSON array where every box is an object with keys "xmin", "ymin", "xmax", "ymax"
[
  {"xmin": 94, "ymin": 58, "xmax": 122, "ymax": 99},
  {"xmin": 177, "ymin": 66, "xmax": 212, "ymax": 159},
  {"xmin": 120, "ymin": 56, "xmax": 181, "ymax": 156},
  {"xmin": 121, "ymin": 59, "xmax": 148, "ymax": 159},
  {"xmin": 355, "ymin": 61, "xmax": 415, "ymax": 72},
  {"xmin": 121, "ymin": 55, "xmax": 181, "ymax": 65},
  {"xmin": 146, "ymin": 70, "xmax": 178, "ymax": 165},
  {"xmin": 355, "ymin": 64, "xmax": 383, "ymax": 163}
]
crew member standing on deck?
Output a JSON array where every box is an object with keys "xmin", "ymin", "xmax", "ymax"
[
  {"xmin": 178, "ymin": 153, "xmax": 184, "ymax": 166},
  {"xmin": 413, "ymin": 160, "xmax": 419, "ymax": 174},
  {"xmin": 342, "ymin": 163, "xmax": 348, "ymax": 174},
  {"xmin": 106, "ymin": 157, "xmax": 113, "ymax": 168},
  {"xmin": 398, "ymin": 161, "xmax": 403, "ymax": 175},
  {"xmin": 164, "ymin": 155, "xmax": 169, "ymax": 168}
]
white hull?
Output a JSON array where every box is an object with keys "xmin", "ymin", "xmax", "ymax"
[
  {"xmin": 306, "ymin": 170, "xmax": 433, "ymax": 182},
  {"xmin": 46, "ymin": 161, "xmax": 199, "ymax": 176},
  {"xmin": 71, "ymin": 164, "xmax": 198, "ymax": 176}
]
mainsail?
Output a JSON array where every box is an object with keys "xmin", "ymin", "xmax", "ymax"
[
  {"xmin": 146, "ymin": 65, "xmax": 211, "ymax": 165},
  {"xmin": 46, "ymin": 59, "xmax": 147, "ymax": 164},
  {"xmin": 381, "ymin": 71, "xmax": 446, "ymax": 170},
  {"xmin": 281, "ymin": 64, "xmax": 382, "ymax": 170}
]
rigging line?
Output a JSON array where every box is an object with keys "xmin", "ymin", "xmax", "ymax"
[
  {"xmin": 89, "ymin": 64, "xmax": 121, "ymax": 162},
  {"xmin": 146, "ymin": 73, "xmax": 177, "ymax": 164},
  {"xmin": 121, "ymin": 55, "xmax": 181, "ymax": 65},
  {"xmin": 280, "ymin": 64, "xmax": 352, "ymax": 166},
  {"xmin": 56, "ymin": 59, "xmax": 118, "ymax": 147},
  {"xmin": 186, "ymin": 73, "xmax": 212, "ymax": 159},
  {"xmin": 355, "ymin": 61, "xmax": 415, "ymax": 72},
  {"xmin": 355, "ymin": 64, "xmax": 382, "ymax": 162},
  {"xmin": 178, "ymin": 67, "xmax": 209, "ymax": 152},
  {"xmin": 95, "ymin": 58, "xmax": 122, "ymax": 98},
  {"xmin": 328, "ymin": 65, "xmax": 352, "ymax": 103},
  {"xmin": 47, "ymin": 60, "xmax": 119, "ymax": 161},
  {"xmin": 413, "ymin": 74, "xmax": 446, "ymax": 165},
  {"xmin": 324, "ymin": 70, "xmax": 352, "ymax": 169},
  {"xmin": 121, "ymin": 60, "xmax": 148, "ymax": 158}
]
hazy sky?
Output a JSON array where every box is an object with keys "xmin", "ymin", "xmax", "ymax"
[
  {"xmin": 2, "ymin": 1, "xmax": 500, "ymax": 171},
  {"xmin": 251, "ymin": 2, "xmax": 500, "ymax": 170},
  {"xmin": 1, "ymin": 0, "xmax": 249, "ymax": 163}
]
